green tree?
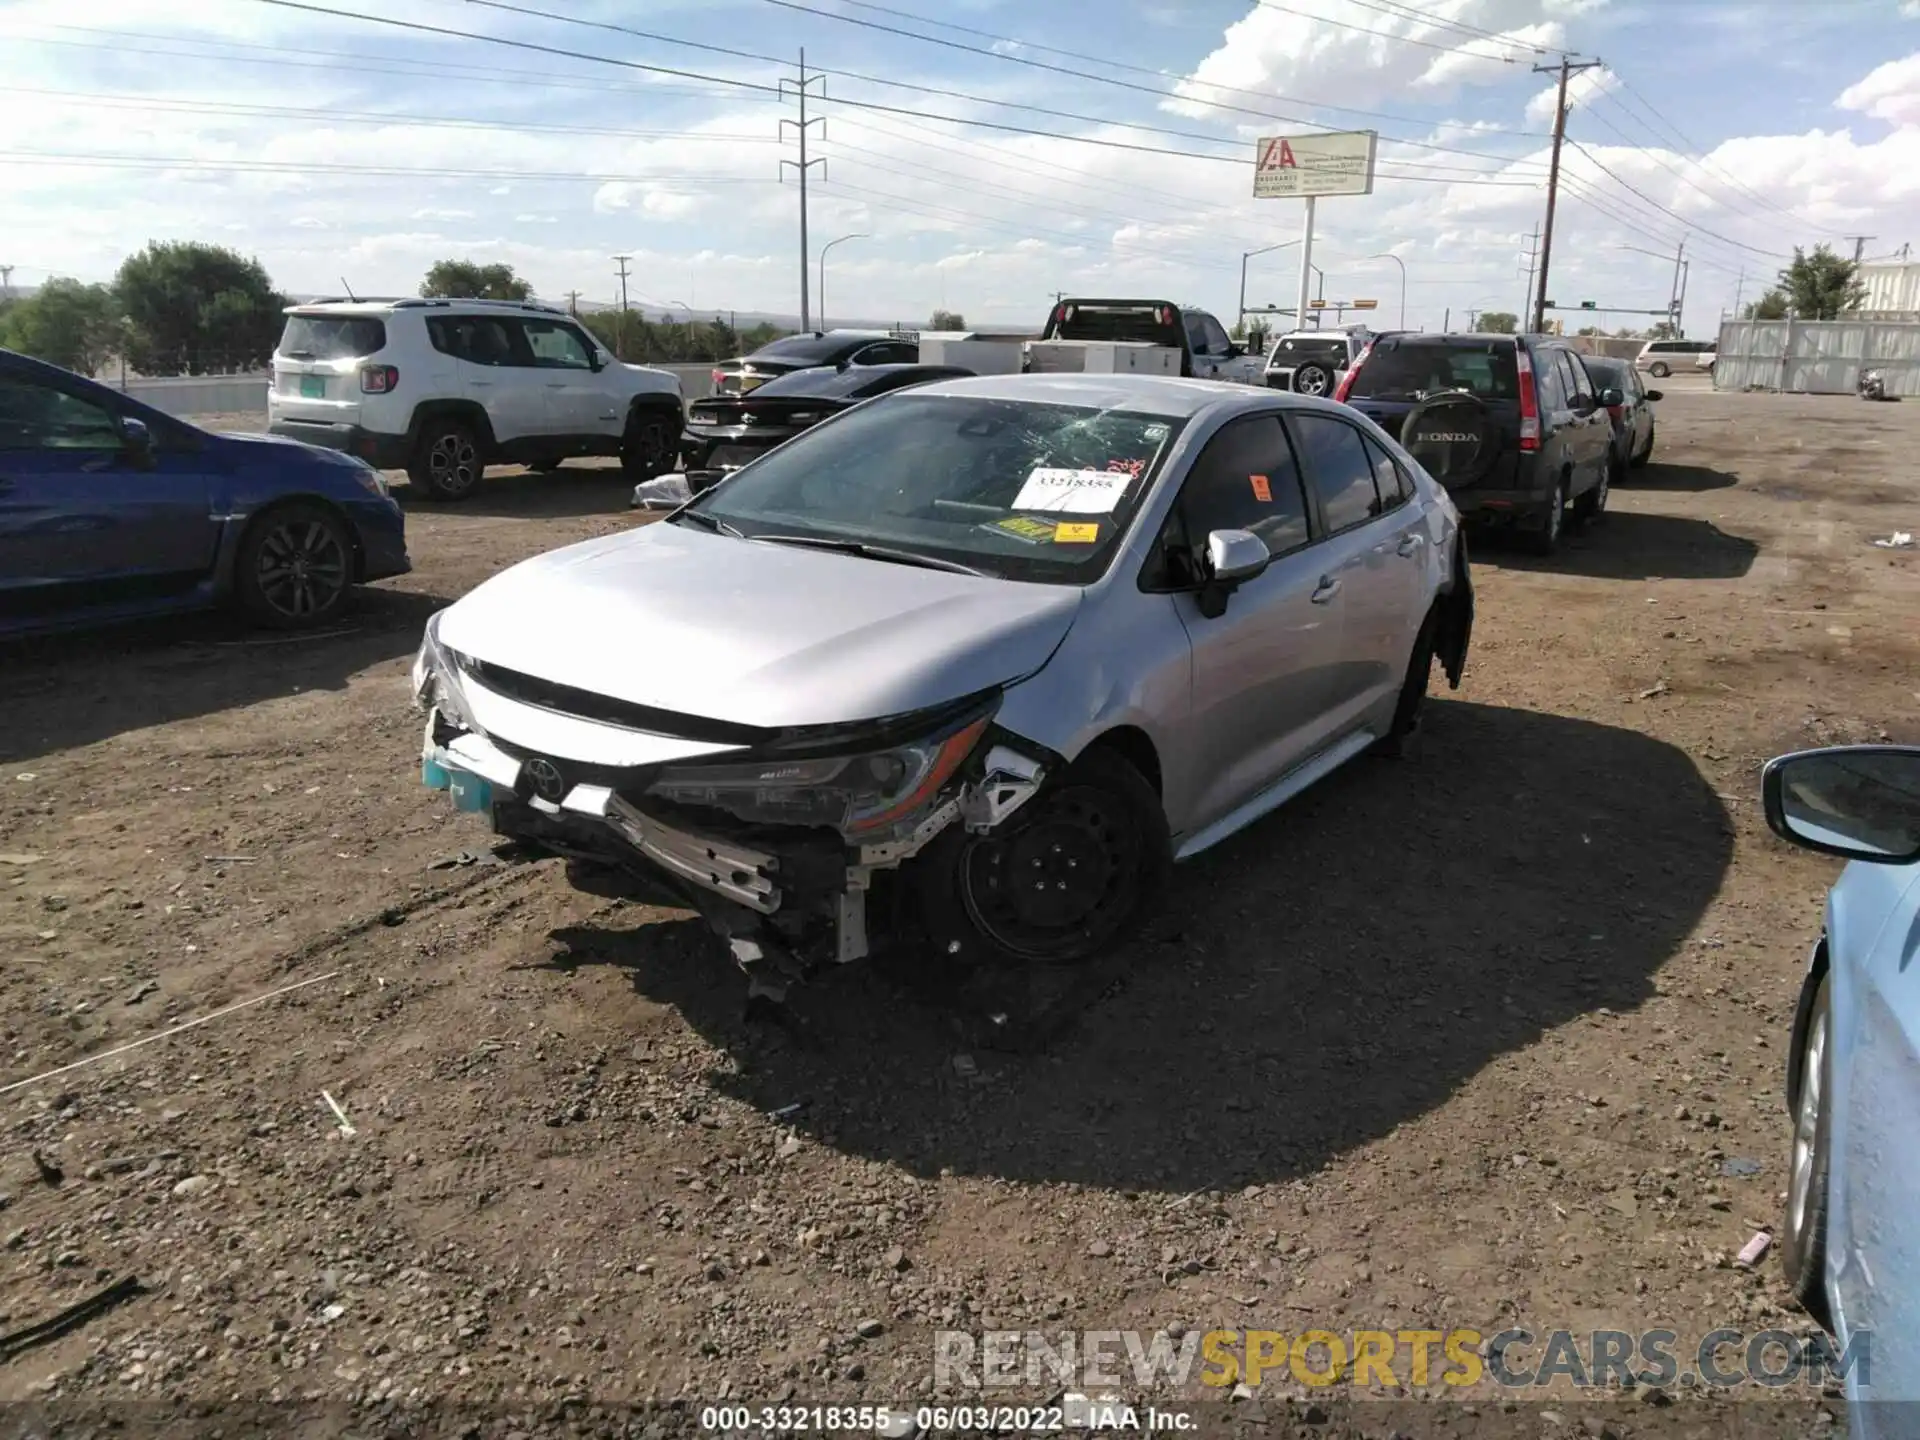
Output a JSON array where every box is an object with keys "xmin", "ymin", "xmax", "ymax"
[
  {"xmin": 421, "ymin": 260, "xmax": 533, "ymax": 301},
  {"xmin": 115, "ymin": 242, "xmax": 284, "ymax": 376},
  {"xmin": 929, "ymin": 309, "xmax": 966, "ymax": 330},
  {"xmin": 0, "ymin": 279, "xmax": 123, "ymax": 375},
  {"xmin": 1575, "ymin": 325, "xmax": 1604, "ymax": 338},
  {"xmin": 1744, "ymin": 288, "xmax": 1791, "ymax": 321},
  {"xmin": 1478, "ymin": 311, "xmax": 1518, "ymax": 334},
  {"xmin": 1776, "ymin": 246, "xmax": 1864, "ymax": 321}
]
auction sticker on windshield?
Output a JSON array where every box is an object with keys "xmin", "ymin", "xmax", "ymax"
[
  {"xmin": 1053, "ymin": 522, "xmax": 1100, "ymax": 543},
  {"xmin": 984, "ymin": 516, "xmax": 1059, "ymax": 545},
  {"xmin": 1011, "ymin": 467, "xmax": 1132, "ymax": 513}
]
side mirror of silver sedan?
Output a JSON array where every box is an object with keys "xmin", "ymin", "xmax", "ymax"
[{"xmin": 1207, "ymin": 529, "xmax": 1270, "ymax": 585}]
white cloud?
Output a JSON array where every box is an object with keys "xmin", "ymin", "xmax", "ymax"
[
  {"xmin": 413, "ymin": 208, "xmax": 477, "ymax": 222},
  {"xmin": 514, "ymin": 213, "xmax": 558, "ymax": 224},
  {"xmin": 1837, "ymin": 52, "xmax": 1920, "ymax": 127},
  {"xmin": 1165, "ymin": 1, "xmax": 1591, "ymax": 119},
  {"xmin": 1904, "ymin": 0, "xmax": 1920, "ymax": 16}
]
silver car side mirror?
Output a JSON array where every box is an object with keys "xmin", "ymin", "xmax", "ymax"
[
  {"xmin": 1762, "ymin": 745, "xmax": 1920, "ymax": 864},
  {"xmin": 1207, "ymin": 529, "xmax": 1270, "ymax": 585}
]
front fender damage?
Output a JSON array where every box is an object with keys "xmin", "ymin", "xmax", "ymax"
[{"xmin": 471, "ymin": 725, "xmax": 1053, "ymax": 1000}]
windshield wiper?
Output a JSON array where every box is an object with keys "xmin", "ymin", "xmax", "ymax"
[
  {"xmin": 673, "ymin": 510, "xmax": 745, "ymax": 538},
  {"xmin": 749, "ymin": 533, "xmax": 988, "ymax": 577}
]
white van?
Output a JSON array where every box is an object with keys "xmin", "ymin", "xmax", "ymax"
[{"xmin": 1635, "ymin": 338, "xmax": 1713, "ymax": 377}]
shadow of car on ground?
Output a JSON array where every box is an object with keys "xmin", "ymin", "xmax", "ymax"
[
  {"xmin": 1488, "ymin": 512, "xmax": 1759, "ymax": 582},
  {"xmin": 537, "ymin": 698, "xmax": 1733, "ymax": 1194},
  {"xmin": 0, "ymin": 585, "xmax": 445, "ymax": 764},
  {"xmin": 394, "ymin": 464, "xmax": 644, "ymax": 522},
  {"xmin": 1617, "ymin": 462, "xmax": 1740, "ymax": 494}
]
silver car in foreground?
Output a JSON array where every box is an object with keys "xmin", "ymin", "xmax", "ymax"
[{"xmin": 412, "ymin": 374, "xmax": 1474, "ymax": 1002}]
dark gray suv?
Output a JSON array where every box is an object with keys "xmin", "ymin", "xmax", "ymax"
[{"xmin": 1335, "ymin": 332, "xmax": 1620, "ymax": 555}]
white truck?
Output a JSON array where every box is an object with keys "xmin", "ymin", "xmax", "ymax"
[{"xmin": 1021, "ymin": 299, "xmax": 1266, "ymax": 385}]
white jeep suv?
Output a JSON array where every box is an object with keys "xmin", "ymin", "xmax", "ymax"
[{"xmin": 266, "ymin": 298, "xmax": 683, "ymax": 501}]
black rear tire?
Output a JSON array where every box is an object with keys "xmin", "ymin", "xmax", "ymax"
[
  {"xmin": 1525, "ymin": 476, "xmax": 1568, "ymax": 555},
  {"xmin": 409, "ymin": 419, "xmax": 484, "ymax": 501},
  {"xmin": 1781, "ymin": 971, "xmax": 1833, "ymax": 1328},
  {"xmin": 234, "ymin": 500, "xmax": 354, "ymax": 630},
  {"xmin": 913, "ymin": 746, "xmax": 1170, "ymax": 973},
  {"xmin": 621, "ymin": 407, "xmax": 678, "ymax": 481}
]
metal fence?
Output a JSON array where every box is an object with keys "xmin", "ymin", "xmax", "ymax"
[{"xmin": 1712, "ymin": 318, "xmax": 1920, "ymax": 397}]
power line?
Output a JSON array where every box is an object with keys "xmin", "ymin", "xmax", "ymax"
[
  {"xmin": 0, "ymin": 150, "xmax": 775, "ymax": 185},
  {"xmin": 753, "ymin": 0, "xmax": 1544, "ymax": 162},
  {"xmin": 1605, "ymin": 72, "xmax": 1833, "ymax": 236},
  {"xmin": 810, "ymin": 0, "xmax": 1554, "ymax": 135},
  {"xmin": 0, "ymin": 87, "xmax": 780, "ymax": 145},
  {"xmin": 1251, "ymin": 0, "xmax": 1528, "ymax": 62},
  {"xmin": 1565, "ymin": 140, "xmax": 1789, "ymax": 260},
  {"xmin": 2, "ymin": 23, "xmax": 775, "ymax": 104},
  {"xmin": 234, "ymin": 0, "xmax": 1538, "ymax": 177},
  {"xmin": 1347, "ymin": 0, "xmax": 1557, "ymax": 55}
]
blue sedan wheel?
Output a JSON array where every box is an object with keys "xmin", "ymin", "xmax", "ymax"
[{"xmin": 237, "ymin": 501, "xmax": 353, "ymax": 629}]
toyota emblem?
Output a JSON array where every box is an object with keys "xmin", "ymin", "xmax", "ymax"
[{"xmin": 523, "ymin": 757, "xmax": 567, "ymax": 802}]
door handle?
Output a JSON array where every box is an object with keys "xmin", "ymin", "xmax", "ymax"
[
  {"xmin": 546, "ymin": 381, "xmax": 567, "ymax": 389},
  {"xmin": 1310, "ymin": 576, "xmax": 1341, "ymax": 604},
  {"xmin": 1397, "ymin": 533, "xmax": 1424, "ymax": 557}
]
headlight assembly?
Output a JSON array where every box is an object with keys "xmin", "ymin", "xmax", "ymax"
[
  {"xmin": 648, "ymin": 712, "xmax": 994, "ymax": 839},
  {"xmin": 411, "ymin": 612, "xmax": 477, "ymax": 732}
]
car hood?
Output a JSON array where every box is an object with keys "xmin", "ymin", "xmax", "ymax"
[{"xmin": 436, "ymin": 522, "xmax": 1084, "ymax": 729}]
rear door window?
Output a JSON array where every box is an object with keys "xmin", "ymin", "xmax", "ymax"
[
  {"xmin": 1360, "ymin": 434, "xmax": 1412, "ymax": 512},
  {"xmin": 1290, "ymin": 413, "xmax": 1381, "ymax": 534},
  {"xmin": 1557, "ymin": 350, "xmax": 1594, "ymax": 407},
  {"xmin": 1534, "ymin": 349, "xmax": 1567, "ymax": 411}
]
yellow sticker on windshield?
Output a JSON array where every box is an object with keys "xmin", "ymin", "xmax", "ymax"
[
  {"xmin": 991, "ymin": 516, "xmax": 1058, "ymax": 542},
  {"xmin": 1053, "ymin": 522, "xmax": 1100, "ymax": 544}
]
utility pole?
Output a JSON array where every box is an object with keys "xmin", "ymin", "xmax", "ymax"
[
  {"xmin": 1842, "ymin": 234, "xmax": 1876, "ymax": 264},
  {"xmin": 1731, "ymin": 267, "xmax": 1746, "ymax": 321},
  {"xmin": 779, "ymin": 49, "xmax": 827, "ymax": 332},
  {"xmin": 0, "ymin": 265, "xmax": 12, "ymax": 299},
  {"xmin": 1675, "ymin": 259, "xmax": 1690, "ymax": 337},
  {"xmin": 1665, "ymin": 236, "xmax": 1686, "ymax": 335},
  {"xmin": 1521, "ymin": 226, "xmax": 1541, "ymax": 328},
  {"xmin": 611, "ymin": 255, "xmax": 632, "ymax": 359},
  {"xmin": 564, "ymin": 289, "xmax": 581, "ymax": 317},
  {"xmin": 1530, "ymin": 55, "xmax": 1604, "ymax": 334}
]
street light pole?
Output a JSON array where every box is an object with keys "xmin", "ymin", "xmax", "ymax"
[
  {"xmin": 817, "ymin": 232, "xmax": 870, "ymax": 332},
  {"xmin": 1368, "ymin": 252, "xmax": 1408, "ymax": 329},
  {"xmin": 1239, "ymin": 241, "xmax": 1298, "ymax": 331}
]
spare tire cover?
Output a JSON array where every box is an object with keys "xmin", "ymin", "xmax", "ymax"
[{"xmin": 1401, "ymin": 390, "xmax": 1497, "ymax": 489}]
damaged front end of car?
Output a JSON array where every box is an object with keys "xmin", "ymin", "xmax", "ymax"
[{"xmin": 411, "ymin": 612, "xmax": 1051, "ymax": 998}]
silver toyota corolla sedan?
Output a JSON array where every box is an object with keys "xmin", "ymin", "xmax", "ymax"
[{"xmin": 411, "ymin": 374, "xmax": 1474, "ymax": 1001}]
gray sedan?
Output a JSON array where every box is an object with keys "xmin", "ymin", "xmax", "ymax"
[{"xmin": 412, "ymin": 374, "xmax": 1474, "ymax": 1002}]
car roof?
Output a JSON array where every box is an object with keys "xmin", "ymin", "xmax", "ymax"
[
  {"xmin": 899, "ymin": 371, "xmax": 1348, "ymax": 421},
  {"xmin": 282, "ymin": 298, "xmax": 570, "ymax": 317}
]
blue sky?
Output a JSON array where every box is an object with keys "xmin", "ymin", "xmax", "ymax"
[{"xmin": 2, "ymin": 0, "xmax": 1916, "ymax": 333}]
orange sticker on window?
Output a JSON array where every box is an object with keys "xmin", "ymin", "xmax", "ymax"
[
  {"xmin": 1053, "ymin": 522, "xmax": 1100, "ymax": 543},
  {"xmin": 1250, "ymin": 473, "xmax": 1273, "ymax": 502}
]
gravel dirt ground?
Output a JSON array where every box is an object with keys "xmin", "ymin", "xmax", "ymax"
[{"xmin": 1, "ymin": 380, "xmax": 1916, "ymax": 1437}]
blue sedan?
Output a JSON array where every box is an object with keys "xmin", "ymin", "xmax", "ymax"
[
  {"xmin": 0, "ymin": 347, "xmax": 409, "ymax": 635},
  {"xmin": 1764, "ymin": 745, "xmax": 1920, "ymax": 1426}
]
